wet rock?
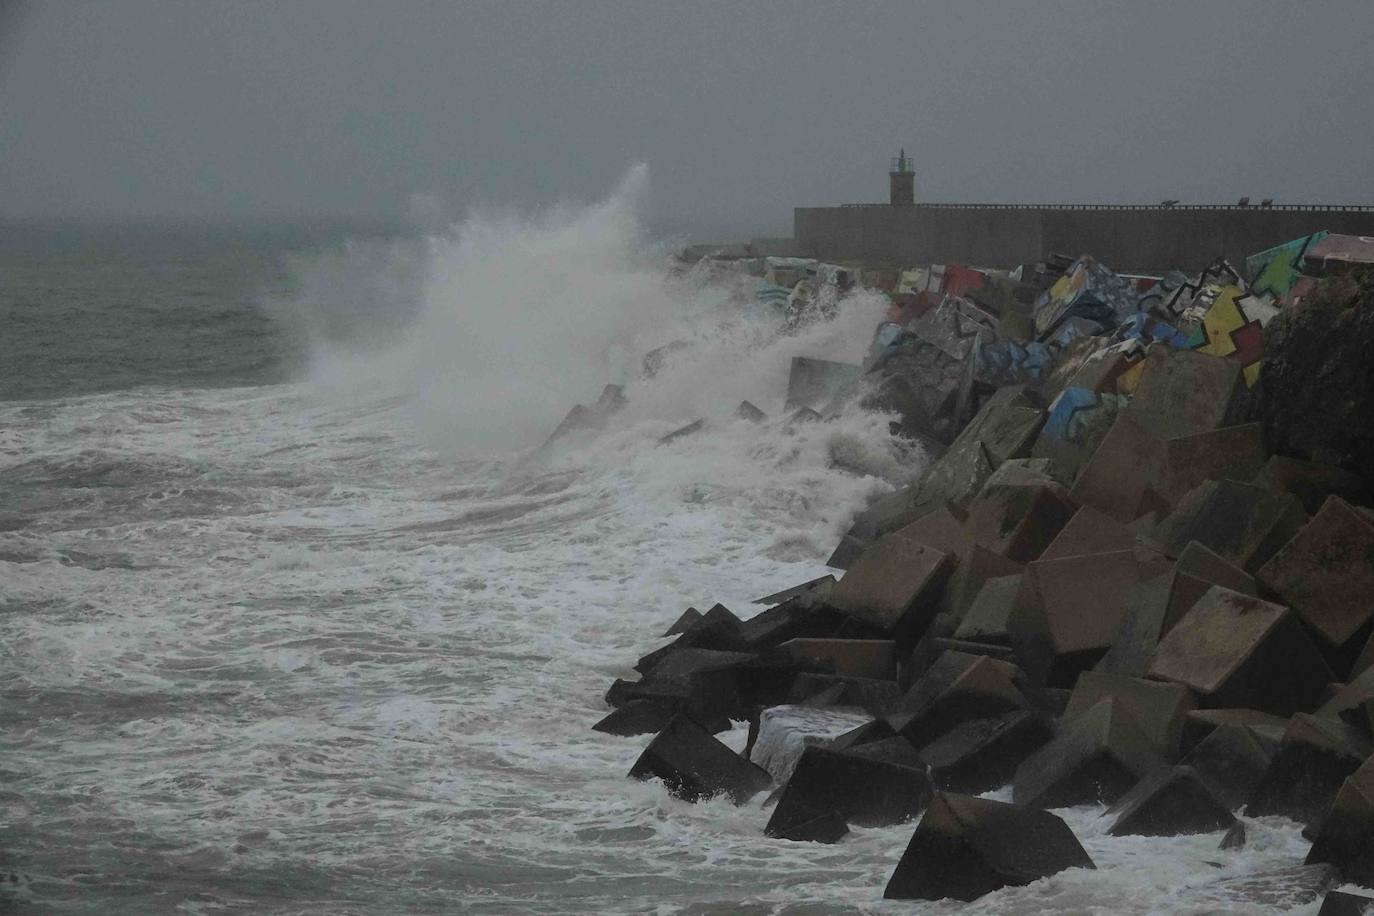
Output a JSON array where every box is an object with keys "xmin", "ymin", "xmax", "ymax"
[
  {"xmin": 635, "ymin": 604, "xmax": 749, "ymax": 671},
  {"xmin": 734, "ymin": 400, "xmax": 767, "ymax": 423},
  {"xmin": 662, "ymin": 607, "xmax": 702, "ymax": 637},
  {"xmin": 750, "ymin": 575, "xmax": 834, "ymax": 607},
  {"xmin": 889, "ymin": 653, "xmax": 1030, "ymax": 747},
  {"xmin": 828, "ymin": 532, "xmax": 953, "ymax": 647},
  {"xmin": 1147, "ymin": 586, "xmax": 1332, "ymax": 716},
  {"xmin": 1261, "ymin": 269, "xmax": 1374, "ymax": 490},
  {"xmin": 785, "ymin": 674, "xmax": 902, "ymax": 716},
  {"xmin": 1319, "ymin": 890, "xmax": 1374, "ymax": 915},
  {"xmin": 748, "ymin": 704, "xmax": 872, "ymax": 784},
  {"xmin": 735, "ymin": 595, "xmax": 849, "ymax": 651},
  {"xmin": 1307, "ymin": 756, "xmax": 1374, "ymax": 886},
  {"xmin": 593, "ymin": 699, "xmax": 729, "ymax": 737},
  {"xmin": 784, "ymin": 356, "xmax": 862, "ymax": 411},
  {"xmin": 1180, "ymin": 723, "xmax": 1273, "ymax": 810},
  {"xmin": 542, "ymin": 384, "xmax": 627, "ymax": 449},
  {"xmin": 1062, "ymin": 671, "xmax": 1197, "ymax": 758},
  {"xmin": 1219, "ymin": 820, "xmax": 1247, "ymax": 849},
  {"xmin": 765, "ymin": 745, "xmax": 932, "ymax": 838},
  {"xmin": 1152, "ymin": 478, "xmax": 1307, "ymax": 574},
  {"xmin": 1179, "ymin": 709, "xmax": 1289, "ymax": 757},
  {"xmin": 1006, "ymin": 548, "xmax": 1140, "ymax": 687},
  {"xmin": 657, "ymin": 418, "xmax": 705, "ymax": 445},
  {"xmin": 771, "ymin": 809, "xmax": 848, "ymax": 844},
  {"xmin": 778, "ymin": 638, "xmax": 896, "ymax": 680},
  {"xmin": 1104, "ymin": 765, "xmax": 1237, "ymax": 836},
  {"xmin": 916, "ymin": 710, "xmax": 1055, "ymax": 794},
  {"xmin": 627, "ymin": 715, "xmax": 772, "ymax": 804},
  {"xmin": 883, "ymin": 792, "xmax": 1094, "ymax": 902},
  {"xmin": 1257, "ymin": 496, "xmax": 1374, "ymax": 651},
  {"xmin": 1246, "ymin": 714, "xmax": 1372, "ymax": 825},
  {"xmin": 1012, "ymin": 697, "xmax": 1165, "ymax": 809}
]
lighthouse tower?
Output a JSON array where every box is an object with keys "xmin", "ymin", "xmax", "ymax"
[{"xmin": 890, "ymin": 149, "xmax": 915, "ymax": 206}]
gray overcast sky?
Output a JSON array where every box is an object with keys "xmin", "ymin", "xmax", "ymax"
[{"xmin": 1, "ymin": 1, "xmax": 1372, "ymax": 238}]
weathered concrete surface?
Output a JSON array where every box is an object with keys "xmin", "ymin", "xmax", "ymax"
[
  {"xmin": 1104, "ymin": 765, "xmax": 1236, "ymax": 836},
  {"xmin": 1257, "ymin": 496, "xmax": 1374, "ymax": 649},
  {"xmin": 1147, "ymin": 586, "xmax": 1332, "ymax": 715},
  {"xmin": 793, "ymin": 203, "xmax": 1374, "ymax": 273},
  {"xmin": 883, "ymin": 792, "xmax": 1094, "ymax": 902}
]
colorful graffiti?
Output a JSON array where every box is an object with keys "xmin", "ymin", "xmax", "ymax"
[
  {"xmin": 1193, "ymin": 285, "xmax": 1277, "ymax": 387},
  {"xmin": 1246, "ymin": 231, "xmax": 1328, "ymax": 305}
]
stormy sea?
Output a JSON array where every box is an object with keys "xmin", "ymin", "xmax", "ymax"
[{"xmin": 0, "ymin": 172, "xmax": 1319, "ymax": 914}]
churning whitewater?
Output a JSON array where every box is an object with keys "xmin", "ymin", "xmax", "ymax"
[{"xmin": 0, "ymin": 172, "xmax": 1323, "ymax": 913}]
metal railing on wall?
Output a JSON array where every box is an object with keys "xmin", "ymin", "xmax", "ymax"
[{"xmin": 831, "ymin": 202, "xmax": 1374, "ymax": 212}]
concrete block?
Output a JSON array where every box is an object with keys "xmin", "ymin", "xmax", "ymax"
[
  {"xmin": 1040, "ymin": 506, "xmax": 1136, "ymax": 561},
  {"xmin": 657, "ymin": 418, "xmax": 704, "ymax": 445},
  {"xmin": 770, "ymin": 809, "xmax": 848, "ymax": 844},
  {"xmin": 784, "ymin": 356, "xmax": 862, "ymax": 411},
  {"xmin": 1007, "ymin": 549, "xmax": 1140, "ymax": 687},
  {"xmin": 1258, "ymin": 496, "xmax": 1374, "ymax": 650},
  {"xmin": 1220, "ymin": 821, "xmax": 1247, "ymax": 849},
  {"xmin": 1104, "ymin": 765, "xmax": 1237, "ymax": 836},
  {"xmin": 785, "ymin": 674, "xmax": 903, "ymax": 717},
  {"xmin": 1125, "ymin": 344, "xmax": 1241, "ymax": 440},
  {"xmin": 1306, "ymin": 756, "xmax": 1374, "ymax": 887},
  {"xmin": 963, "ymin": 481, "xmax": 1077, "ymax": 564},
  {"xmin": 1179, "ymin": 708, "xmax": 1290, "ymax": 757},
  {"xmin": 1160, "ymin": 422, "xmax": 1267, "ymax": 505},
  {"xmin": 765, "ymin": 745, "xmax": 932, "ymax": 838},
  {"xmin": 1012, "ymin": 697, "xmax": 1165, "ymax": 808},
  {"xmin": 1318, "ymin": 890, "xmax": 1374, "ymax": 915},
  {"xmin": 1148, "ymin": 586, "xmax": 1333, "ymax": 716},
  {"xmin": 779, "ymin": 638, "xmax": 897, "ymax": 680},
  {"xmin": 749, "ymin": 704, "xmax": 873, "ymax": 784},
  {"xmin": 1246, "ymin": 714, "xmax": 1372, "ymax": 825},
  {"xmin": 1180, "ymin": 723, "xmax": 1273, "ymax": 810},
  {"xmin": 883, "ymin": 792, "xmax": 1094, "ymax": 902},
  {"xmin": 888, "ymin": 655, "xmax": 1030, "ymax": 747},
  {"xmin": 662, "ymin": 607, "xmax": 702, "ymax": 637},
  {"xmin": 1069, "ymin": 413, "xmax": 1167, "ymax": 523},
  {"xmin": 943, "ymin": 544, "xmax": 1024, "ymax": 619},
  {"xmin": 1063, "ymin": 671, "xmax": 1197, "ymax": 758},
  {"xmin": 954, "ymin": 574, "xmax": 1022, "ymax": 644},
  {"xmin": 828, "ymin": 532, "xmax": 953, "ymax": 646},
  {"xmin": 751, "ymin": 575, "xmax": 834, "ymax": 607},
  {"xmin": 1153, "ymin": 479, "xmax": 1307, "ymax": 573},
  {"xmin": 593, "ymin": 700, "xmax": 729, "ymax": 738},
  {"xmin": 1095, "ymin": 573, "xmax": 1175, "ymax": 677},
  {"xmin": 627, "ymin": 715, "xmax": 773, "ymax": 804},
  {"xmin": 1252, "ymin": 455, "xmax": 1372, "ymax": 516},
  {"xmin": 1032, "ymin": 387, "xmax": 1124, "ymax": 484},
  {"xmin": 915, "ymin": 710, "xmax": 1055, "ymax": 794},
  {"xmin": 735, "ymin": 400, "xmax": 767, "ymax": 423}
]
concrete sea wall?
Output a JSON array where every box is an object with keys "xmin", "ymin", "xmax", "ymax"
[{"xmin": 793, "ymin": 204, "xmax": 1374, "ymax": 272}]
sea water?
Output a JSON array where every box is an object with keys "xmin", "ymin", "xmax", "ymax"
[{"xmin": 0, "ymin": 174, "xmax": 1339, "ymax": 913}]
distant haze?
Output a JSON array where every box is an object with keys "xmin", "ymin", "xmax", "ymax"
[{"xmin": 2, "ymin": 1, "xmax": 1372, "ymax": 239}]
